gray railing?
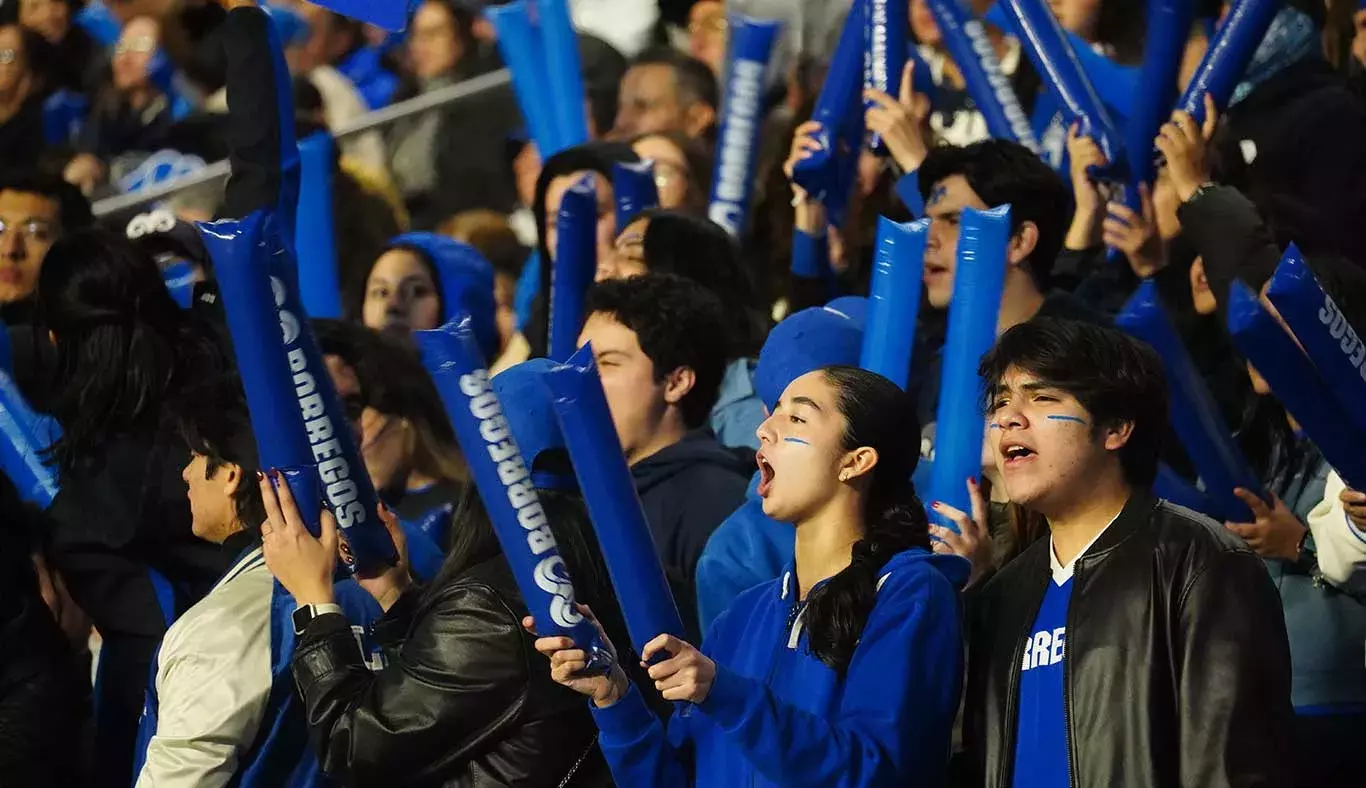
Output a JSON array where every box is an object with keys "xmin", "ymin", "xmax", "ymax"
[{"xmin": 91, "ymin": 68, "xmax": 512, "ymax": 217}]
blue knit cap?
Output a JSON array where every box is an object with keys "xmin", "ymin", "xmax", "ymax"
[{"xmin": 754, "ymin": 297, "xmax": 869, "ymax": 410}]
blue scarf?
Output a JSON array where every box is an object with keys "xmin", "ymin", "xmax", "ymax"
[{"xmin": 1230, "ymin": 8, "xmax": 1320, "ymax": 107}]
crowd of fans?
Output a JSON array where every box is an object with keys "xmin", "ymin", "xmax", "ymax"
[{"xmin": 1, "ymin": 0, "xmax": 1365, "ymax": 786}]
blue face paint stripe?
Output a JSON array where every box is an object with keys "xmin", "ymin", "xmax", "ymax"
[
  {"xmin": 783, "ymin": 437, "xmax": 811, "ymax": 445},
  {"xmin": 1047, "ymin": 415, "xmax": 1087, "ymax": 425}
]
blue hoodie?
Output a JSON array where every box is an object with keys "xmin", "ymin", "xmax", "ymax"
[{"xmin": 592, "ymin": 548, "xmax": 969, "ymax": 787}]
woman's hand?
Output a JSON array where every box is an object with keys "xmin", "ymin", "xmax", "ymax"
[
  {"xmin": 1341, "ymin": 486, "xmax": 1366, "ymax": 531},
  {"xmin": 354, "ymin": 503, "xmax": 412, "ymax": 612},
  {"xmin": 929, "ymin": 478, "xmax": 995, "ymax": 588},
  {"xmin": 1225, "ymin": 488, "xmax": 1306, "ymax": 561},
  {"xmin": 863, "ymin": 60, "xmax": 932, "ymax": 174},
  {"xmin": 1155, "ymin": 93, "xmax": 1218, "ymax": 203},
  {"xmin": 642, "ymin": 634, "xmax": 716, "ymax": 704},
  {"xmin": 783, "ymin": 120, "xmax": 828, "ymax": 234},
  {"xmin": 529, "ymin": 605, "xmax": 629, "ymax": 708},
  {"xmin": 260, "ymin": 471, "xmax": 338, "ymax": 607},
  {"xmin": 1103, "ymin": 183, "xmax": 1167, "ymax": 278}
]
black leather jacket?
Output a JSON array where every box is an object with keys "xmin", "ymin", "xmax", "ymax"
[
  {"xmin": 292, "ymin": 556, "xmax": 611, "ymax": 787},
  {"xmin": 960, "ymin": 492, "xmax": 1294, "ymax": 788}
]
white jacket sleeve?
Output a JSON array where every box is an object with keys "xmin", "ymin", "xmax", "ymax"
[
  {"xmin": 135, "ymin": 568, "xmax": 275, "ymax": 788},
  {"xmin": 1306, "ymin": 470, "xmax": 1366, "ymax": 595}
]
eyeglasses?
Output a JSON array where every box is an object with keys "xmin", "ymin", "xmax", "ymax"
[
  {"xmin": 0, "ymin": 219, "xmax": 55, "ymax": 243},
  {"xmin": 0, "ymin": 49, "xmax": 18, "ymax": 66},
  {"xmin": 688, "ymin": 18, "xmax": 728, "ymax": 36},
  {"xmin": 114, "ymin": 36, "xmax": 157, "ymax": 56}
]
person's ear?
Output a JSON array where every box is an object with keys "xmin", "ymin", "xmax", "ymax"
[
  {"xmin": 221, "ymin": 462, "xmax": 244, "ymax": 499},
  {"xmin": 837, "ymin": 446, "xmax": 880, "ymax": 484},
  {"xmin": 684, "ymin": 102, "xmax": 717, "ymax": 139},
  {"xmin": 1007, "ymin": 220, "xmax": 1040, "ymax": 268},
  {"xmin": 662, "ymin": 365, "xmax": 698, "ymax": 406},
  {"xmin": 1102, "ymin": 420, "xmax": 1136, "ymax": 452}
]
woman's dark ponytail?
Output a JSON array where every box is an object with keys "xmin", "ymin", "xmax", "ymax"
[{"xmin": 803, "ymin": 367, "xmax": 929, "ymax": 674}]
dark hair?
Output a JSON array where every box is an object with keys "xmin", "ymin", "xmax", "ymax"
[
  {"xmin": 1094, "ymin": 0, "xmax": 1146, "ymax": 63},
  {"xmin": 35, "ymin": 228, "xmax": 229, "ymax": 474},
  {"xmin": 630, "ymin": 130, "xmax": 713, "ymax": 217},
  {"xmin": 978, "ymin": 317, "xmax": 1168, "ymax": 487},
  {"xmin": 630, "ymin": 46, "xmax": 720, "ymax": 112},
  {"xmin": 0, "ymin": 169, "xmax": 94, "ymax": 233},
  {"xmin": 803, "ymin": 366, "xmax": 930, "ymax": 674},
  {"xmin": 633, "ymin": 208, "xmax": 769, "ymax": 356},
  {"xmin": 918, "ymin": 140, "xmax": 1073, "ymax": 289},
  {"xmin": 583, "ymin": 273, "xmax": 731, "ymax": 428},
  {"xmin": 177, "ymin": 376, "xmax": 267, "ymax": 532},
  {"xmin": 343, "ymin": 242, "xmax": 446, "ymax": 327},
  {"xmin": 416, "ymin": 0, "xmax": 477, "ymax": 48}
]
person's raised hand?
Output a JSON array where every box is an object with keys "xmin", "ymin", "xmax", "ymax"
[
  {"xmin": 641, "ymin": 633, "xmax": 716, "ymax": 704},
  {"xmin": 1340, "ymin": 486, "xmax": 1366, "ymax": 532},
  {"xmin": 863, "ymin": 59, "xmax": 932, "ymax": 174},
  {"xmin": 784, "ymin": 119, "xmax": 828, "ymax": 232},
  {"xmin": 929, "ymin": 477, "xmax": 994, "ymax": 588},
  {"xmin": 354, "ymin": 502, "xmax": 411, "ymax": 612},
  {"xmin": 260, "ymin": 470, "xmax": 338, "ymax": 606},
  {"xmin": 528, "ymin": 605, "xmax": 629, "ymax": 708},
  {"xmin": 1225, "ymin": 488, "xmax": 1306, "ymax": 561},
  {"xmin": 1066, "ymin": 123, "xmax": 1110, "ymax": 216},
  {"xmin": 1103, "ymin": 183, "xmax": 1167, "ymax": 278},
  {"xmin": 1155, "ymin": 93, "xmax": 1218, "ymax": 203}
]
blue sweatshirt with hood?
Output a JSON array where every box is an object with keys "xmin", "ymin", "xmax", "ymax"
[{"xmin": 591, "ymin": 547, "xmax": 968, "ymax": 787}]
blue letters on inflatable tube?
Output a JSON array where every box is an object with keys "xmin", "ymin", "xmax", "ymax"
[
  {"xmin": 859, "ymin": 217, "xmax": 928, "ymax": 391},
  {"xmin": 1174, "ymin": 0, "xmax": 1280, "ymax": 125},
  {"xmin": 300, "ymin": 0, "xmax": 418, "ymax": 32},
  {"xmin": 488, "ymin": 2, "xmax": 559, "ymax": 155},
  {"xmin": 1226, "ymin": 281, "xmax": 1366, "ymax": 490},
  {"xmin": 162, "ymin": 260, "xmax": 197, "ymax": 309},
  {"xmin": 612, "ymin": 160, "xmax": 659, "ymax": 232},
  {"xmin": 998, "ymin": 0, "xmax": 1125, "ymax": 178},
  {"xmin": 708, "ymin": 15, "xmax": 780, "ymax": 238},
  {"xmin": 926, "ymin": 0, "xmax": 1038, "ymax": 151},
  {"xmin": 549, "ymin": 176, "xmax": 598, "ymax": 361},
  {"xmin": 0, "ymin": 370, "xmax": 60, "ymax": 509},
  {"xmin": 864, "ymin": 0, "xmax": 907, "ymax": 154},
  {"xmin": 414, "ymin": 318, "xmax": 610, "ymax": 663},
  {"xmin": 1116, "ymin": 281, "xmax": 1259, "ymax": 521},
  {"xmin": 545, "ymin": 345, "xmax": 687, "ymax": 656},
  {"xmin": 295, "ymin": 132, "xmax": 344, "ymax": 319},
  {"xmin": 539, "ymin": 0, "xmax": 590, "ymax": 150},
  {"xmin": 1264, "ymin": 244, "xmax": 1366, "ymax": 440},
  {"xmin": 926, "ymin": 205, "xmax": 1011, "ymax": 532},
  {"xmin": 490, "ymin": 359, "xmax": 569, "ymax": 471},
  {"xmin": 791, "ymin": 0, "xmax": 864, "ymax": 204}
]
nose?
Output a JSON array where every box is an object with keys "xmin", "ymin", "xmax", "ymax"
[
  {"xmin": 1, "ymin": 231, "xmax": 24, "ymax": 261},
  {"xmin": 755, "ymin": 412, "xmax": 776, "ymax": 445},
  {"xmin": 993, "ymin": 401, "xmax": 1028, "ymax": 433}
]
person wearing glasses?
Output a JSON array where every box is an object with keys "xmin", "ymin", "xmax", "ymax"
[
  {"xmin": 0, "ymin": 169, "xmax": 91, "ymax": 318},
  {"xmin": 0, "ymin": 21, "xmax": 48, "ymax": 171}
]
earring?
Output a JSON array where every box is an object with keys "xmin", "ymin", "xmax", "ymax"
[{"xmin": 839, "ymin": 472, "xmax": 849, "ymax": 482}]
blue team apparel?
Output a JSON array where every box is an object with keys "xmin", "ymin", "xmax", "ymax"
[{"xmin": 1011, "ymin": 575, "xmax": 1073, "ymax": 788}]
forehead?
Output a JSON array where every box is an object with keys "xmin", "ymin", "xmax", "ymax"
[
  {"xmin": 414, "ymin": 1, "xmax": 454, "ymax": 28},
  {"xmin": 0, "ymin": 190, "xmax": 58, "ymax": 219},
  {"xmin": 370, "ymin": 249, "xmax": 432, "ymax": 282},
  {"xmin": 121, "ymin": 17, "xmax": 160, "ymax": 41},
  {"xmin": 0, "ymin": 26, "xmax": 24, "ymax": 49},
  {"xmin": 778, "ymin": 370, "xmax": 834, "ymax": 409},
  {"xmin": 615, "ymin": 216, "xmax": 649, "ymax": 243},
  {"xmin": 632, "ymin": 136, "xmax": 687, "ymax": 169},
  {"xmin": 580, "ymin": 312, "xmax": 643, "ymax": 355},
  {"xmin": 624, "ymin": 63, "xmax": 678, "ymax": 96},
  {"xmin": 926, "ymin": 174, "xmax": 988, "ymax": 217},
  {"xmin": 994, "ymin": 366, "xmax": 1050, "ymax": 392},
  {"xmin": 546, "ymin": 171, "xmax": 609, "ymax": 213}
]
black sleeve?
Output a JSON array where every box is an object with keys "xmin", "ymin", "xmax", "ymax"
[
  {"xmin": 217, "ymin": 6, "xmax": 294, "ymax": 220},
  {"xmin": 1175, "ymin": 185, "xmax": 1281, "ymax": 304},
  {"xmin": 291, "ymin": 583, "xmax": 530, "ymax": 786}
]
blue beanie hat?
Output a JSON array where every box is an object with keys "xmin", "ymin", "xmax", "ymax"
[
  {"xmin": 754, "ymin": 297, "xmax": 869, "ymax": 410},
  {"xmin": 389, "ymin": 233, "xmax": 499, "ymax": 361}
]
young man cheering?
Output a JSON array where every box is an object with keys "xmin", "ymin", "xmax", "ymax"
[{"xmin": 956, "ymin": 318, "xmax": 1293, "ymax": 787}]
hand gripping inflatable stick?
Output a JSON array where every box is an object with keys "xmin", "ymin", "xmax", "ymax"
[
  {"xmin": 791, "ymin": 0, "xmax": 865, "ymax": 208},
  {"xmin": 415, "ymin": 318, "xmax": 612, "ymax": 666},
  {"xmin": 925, "ymin": 0, "xmax": 1039, "ymax": 151},
  {"xmin": 1116, "ymin": 280, "xmax": 1260, "ymax": 521},
  {"xmin": 708, "ymin": 15, "xmax": 781, "ymax": 237},
  {"xmin": 545, "ymin": 345, "xmax": 688, "ymax": 657},
  {"xmin": 548, "ymin": 175, "xmax": 598, "ymax": 361},
  {"xmin": 1226, "ymin": 280, "xmax": 1366, "ymax": 490},
  {"xmin": 1120, "ymin": 0, "xmax": 1195, "ymax": 214},
  {"xmin": 926, "ymin": 205, "xmax": 1011, "ymax": 532},
  {"xmin": 1264, "ymin": 244, "xmax": 1366, "ymax": 439},
  {"xmin": 859, "ymin": 217, "xmax": 928, "ymax": 391},
  {"xmin": 864, "ymin": 0, "xmax": 907, "ymax": 155},
  {"xmin": 613, "ymin": 160, "xmax": 659, "ymax": 232}
]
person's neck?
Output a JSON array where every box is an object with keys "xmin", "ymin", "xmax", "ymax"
[
  {"xmin": 218, "ymin": 521, "xmax": 251, "ymax": 549},
  {"xmin": 626, "ymin": 414, "xmax": 689, "ymax": 467},
  {"xmin": 1044, "ymin": 466, "xmax": 1132, "ymax": 567},
  {"xmin": 792, "ymin": 493, "xmax": 864, "ymax": 599},
  {"xmin": 997, "ymin": 271, "xmax": 1046, "ymax": 336}
]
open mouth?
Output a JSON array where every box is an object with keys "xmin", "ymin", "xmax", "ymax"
[
  {"xmin": 756, "ymin": 452, "xmax": 776, "ymax": 497},
  {"xmin": 1000, "ymin": 442, "xmax": 1037, "ymax": 466}
]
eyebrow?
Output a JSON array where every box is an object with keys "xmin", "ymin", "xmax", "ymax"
[{"xmin": 789, "ymin": 395, "xmax": 823, "ymax": 412}]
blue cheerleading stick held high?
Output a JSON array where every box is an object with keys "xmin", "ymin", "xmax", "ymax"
[
  {"xmin": 488, "ymin": 1, "xmax": 561, "ymax": 155},
  {"xmin": 1226, "ymin": 281, "xmax": 1366, "ymax": 490},
  {"xmin": 545, "ymin": 345, "xmax": 687, "ymax": 657},
  {"xmin": 295, "ymin": 132, "xmax": 344, "ymax": 318},
  {"xmin": 864, "ymin": 0, "xmax": 907, "ymax": 154},
  {"xmin": 414, "ymin": 318, "xmax": 612, "ymax": 665},
  {"xmin": 539, "ymin": 0, "xmax": 590, "ymax": 149},
  {"xmin": 548, "ymin": 176, "xmax": 598, "ymax": 361},
  {"xmin": 301, "ymin": 0, "xmax": 418, "ymax": 32},
  {"xmin": 1115, "ymin": 280, "xmax": 1260, "ymax": 521},
  {"xmin": 791, "ymin": 0, "xmax": 865, "ymax": 205},
  {"xmin": 925, "ymin": 0, "xmax": 1038, "ymax": 150},
  {"xmin": 1174, "ymin": 0, "xmax": 1281, "ymax": 126},
  {"xmin": 1121, "ymin": 0, "xmax": 1195, "ymax": 212},
  {"xmin": 859, "ymin": 217, "xmax": 929, "ymax": 390},
  {"xmin": 613, "ymin": 160, "xmax": 659, "ymax": 231},
  {"xmin": 708, "ymin": 15, "xmax": 781, "ymax": 237},
  {"xmin": 926, "ymin": 205, "xmax": 1012, "ymax": 532}
]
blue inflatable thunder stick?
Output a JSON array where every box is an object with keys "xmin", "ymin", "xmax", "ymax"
[
  {"xmin": 415, "ymin": 317, "xmax": 611, "ymax": 664},
  {"xmin": 539, "ymin": 0, "xmax": 590, "ymax": 150},
  {"xmin": 546, "ymin": 345, "xmax": 687, "ymax": 655},
  {"xmin": 859, "ymin": 217, "xmax": 929, "ymax": 390},
  {"xmin": 613, "ymin": 160, "xmax": 659, "ymax": 232},
  {"xmin": 708, "ymin": 15, "xmax": 781, "ymax": 237},
  {"xmin": 1116, "ymin": 281, "xmax": 1260, "ymax": 521},
  {"xmin": 864, "ymin": 0, "xmax": 907, "ymax": 154},
  {"xmin": 0, "ymin": 370, "xmax": 59, "ymax": 508},
  {"xmin": 1227, "ymin": 281, "xmax": 1366, "ymax": 489},
  {"xmin": 926, "ymin": 205, "xmax": 1012, "ymax": 532},
  {"xmin": 1121, "ymin": 0, "xmax": 1195, "ymax": 211},
  {"xmin": 1174, "ymin": 0, "xmax": 1281, "ymax": 125},
  {"xmin": 791, "ymin": 0, "xmax": 865, "ymax": 208},
  {"xmin": 488, "ymin": 1, "xmax": 560, "ymax": 155},
  {"xmin": 295, "ymin": 132, "xmax": 344, "ymax": 319},
  {"xmin": 300, "ymin": 0, "xmax": 418, "ymax": 32},
  {"xmin": 548, "ymin": 175, "xmax": 599, "ymax": 361}
]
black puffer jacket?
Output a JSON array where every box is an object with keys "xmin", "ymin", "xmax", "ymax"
[
  {"xmin": 960, "ymin": 491, "xmax": 1295, "ymax": 788},
  {"xmin": 292, "ymin": 555, "xmax": 611, "ymax": 788}
]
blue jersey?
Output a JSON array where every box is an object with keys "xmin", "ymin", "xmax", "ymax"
[{"xmin": 1012, "ymin": 575, "xmax": 1073, "ymax": 788}]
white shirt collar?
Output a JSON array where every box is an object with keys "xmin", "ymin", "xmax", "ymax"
[{"xmin": 1048, "ymin": 513, "xmax": 1121, "ymax": 586}]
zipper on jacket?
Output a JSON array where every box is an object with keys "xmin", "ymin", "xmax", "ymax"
[
  {"xmin": 1062, "ymin": 563, "xmax": 1079, "ymax": 788},
  {"xmin": 753, "ymin": 584, "xmax": 805, "ymax": 788}
]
